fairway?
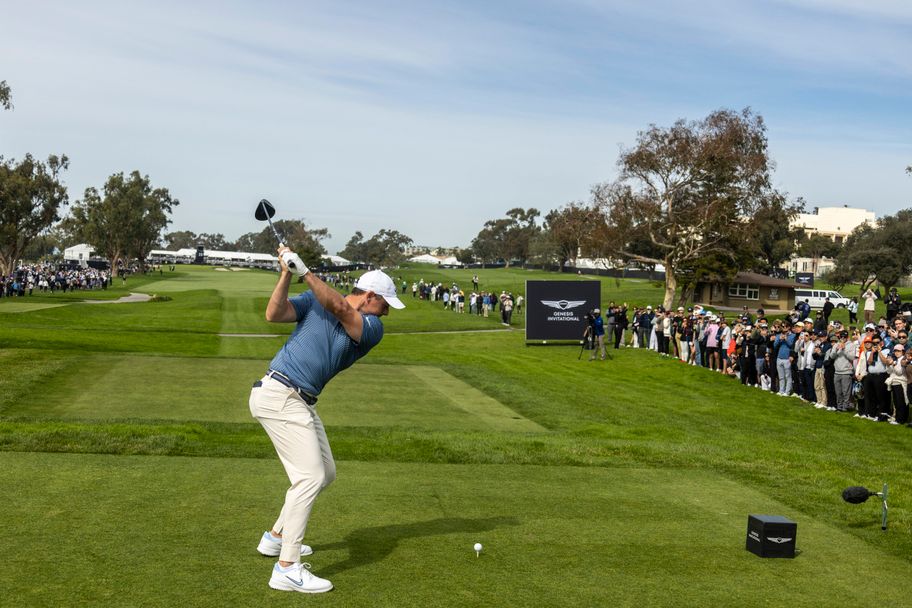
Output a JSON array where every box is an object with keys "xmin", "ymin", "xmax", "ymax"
[
  {"xmin": 3, "ymin": 266, "xmax": 912, "ymax": 607},
  {"xmin": 3, "ymin": 452, "xmax": 909, "ymax": 607}
]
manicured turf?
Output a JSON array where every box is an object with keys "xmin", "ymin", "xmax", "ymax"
[
  {"xmin": 3, "ymin": 452, "xmax": 910, "ymax": 607},
  {"xmin": 4, "ymin": 356, "xmax": 544, "ymax": 432},
  {"xmin": 2, "ymin": 265, "xmax": 912, "ymax": 606}
]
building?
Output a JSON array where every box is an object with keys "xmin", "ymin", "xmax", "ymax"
[
  {"xmin": 147, "ymin": 247, "xmax": 278, "ymax": 269},
  {"xmin": 63, "ymin": 244, "xmax": 96, "ymax": 267},
  {"xmin": 786, "ymin": 205, "xmax": 876, "ymax": 277},
  {"xmin": 694, "ymin": 272, "xmax": 804, "ymax": 313}
]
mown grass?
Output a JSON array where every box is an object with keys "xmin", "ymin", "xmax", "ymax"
[
  {"xmin": 3, "ymin": 453, "xmax": 911, "ymax": 607},
  {"xmin": 2, "ymin": 265, "xmax": 912, "ymax": 606}
]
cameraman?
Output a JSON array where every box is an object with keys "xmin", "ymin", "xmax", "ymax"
[{"xmin": 585, "ymin": 308, "xmax": 606, "ymax": 361}]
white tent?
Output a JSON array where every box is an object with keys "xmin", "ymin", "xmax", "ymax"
[
  {"xmin": 409, "ymin": 253, "xmax": 445, "ymax": 264},
  {"xmin": 323, "ymin": 254, "xmax": 350, "ymax": 265},
  {"xmin": 63, "ymin": 243, "xmax": 95, "ymax": 267}
]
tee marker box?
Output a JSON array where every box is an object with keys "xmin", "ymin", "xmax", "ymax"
[{"xmin": 746, "ymin": 514, "xmax": 797, "ymax": 558}]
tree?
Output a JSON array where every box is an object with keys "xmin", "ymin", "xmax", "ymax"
[
  {"xmin": 233, "ymin": 220, "xmax": 328, "ymax": 267},
  {"xmin": 829, "ymin": 210, "xmax": 912, "ymax": 293},
  {"xmin": 470, "ymin": 218, "xmax": 509, "ymax": 265},
  {"xmin": 746, "ymin": 194, "xmax": 805, "ymax": 273},
  {"xmin": 543, "ymin": 202, "xmax": 597, "ymax": 269},
  {"xmin": 591, "ymin": 108, "xmax": 780, "ymax": 310},
  {"xmin": 797, "ymin": 232, "xmax": 842, "ymax": 275},
  {"xmin": 340, "ymin": 229, "xmax": 412, "ymax": 267},
  {"xmin": 67, "ymin": 171, "xmax": 178, "ymax": 272},
  {"xmin": 0, "ymin": 80, "xmax": 11, "ymax": 110},
  {"xmin": 469, "ymin": 208, "xmax": 541, "ymax": 267},
  {"xmin": 0, "ymin": 154, "xmax": 69, "ymax": 275},
  {"xmin": 163, "ymin": 230, "xmax": 198, "ymax": 249}
]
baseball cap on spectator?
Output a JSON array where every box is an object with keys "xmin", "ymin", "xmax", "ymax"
[
  {"xmin": 864, "ymin": 323, "xmax": 876, "ymax": 330},
  {"xmin": 894, "ymin": 344, "xmax": 905, "ymax": 352},
  {"xmin": 355, "ymin": 270, "xmax": 406, "ymax": 309},
  {"xmin": 677, "ymin": 306, "xmax": 684, "ymax": 312},
  {"xmin": 816, "ymin": 330, "xmax": 827, "ymax": 337}
]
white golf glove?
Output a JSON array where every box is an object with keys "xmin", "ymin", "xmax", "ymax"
[{"xmin": 281, "ymin": 251, "xmax": 309, "ymax": 277}]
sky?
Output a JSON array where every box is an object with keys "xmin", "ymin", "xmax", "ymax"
[{"xmin": 2, "ymin": 0, "xmax": 910, "ymax": 255}]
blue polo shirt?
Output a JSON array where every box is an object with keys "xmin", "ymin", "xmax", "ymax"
[{"xmin": 268, "ymin": 291, "xmax": 384, "ymax": 395}]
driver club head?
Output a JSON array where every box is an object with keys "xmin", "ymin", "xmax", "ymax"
[{"xmin": 255, "ymin": 199, "xmax": 276, "ymax": 221}]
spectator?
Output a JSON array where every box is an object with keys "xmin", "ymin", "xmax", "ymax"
[
  {"xmin": 614, "ymin": 303, "xmax": 629, "ymax": 349},
  {"xmin": 862, "ymin": 288, "xmax": 878, "ymax": 324},
  {"xmin": 847, "ymin": 297, "xmax": 858, "ymax": 324},
  {"xmin": 638, "ymin": 306, "xmax": 653, "ymax": 349},
  {"xmin": 886, "ymin": 288, "xmax": 901, "ymax": 322},
  {"xmin": 885, "ymin": 343, "xmax": 910, "ymax": 424},
  {"xmin": 861, "ymin": 335, "xmax": 891, "ymax": 421},
  {"xmin": 703, "ymin": 315, "xmax": 722, "ymax": 371},
  {"xmin": 822, "ymin": 298, "xmax": 835, "ymax": 325},
  {"xmin": 773, "ymin": 324, "xmax": 798, "ymax": 395}
]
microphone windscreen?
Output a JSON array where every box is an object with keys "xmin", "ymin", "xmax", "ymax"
[{"xmin": 843, "ymin": 486, "xmax": 872, "ymax": 504}]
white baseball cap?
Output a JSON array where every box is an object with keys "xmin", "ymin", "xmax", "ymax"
[{"xmin": 355, "ymin": 270, "xmax": 405, "ymax": 309}]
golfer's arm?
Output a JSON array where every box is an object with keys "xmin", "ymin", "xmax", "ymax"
[
  {"xmin": 265, "ymin": 271, "xmax": 297, "ymax": 323},
  {"xmin": 304, "ymin": 273, "xmax": 364, "ymax": 342}
]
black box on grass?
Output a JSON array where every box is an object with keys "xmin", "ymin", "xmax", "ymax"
[{"xmin": 746, "ymin": 514, "xmax": 797, "ymax": 558}]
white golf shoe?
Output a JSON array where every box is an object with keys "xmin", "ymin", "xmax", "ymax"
[
  {"xmin": 269, "ymin": 562, "xmax": 333, "ymax": 594},
  {"xmin": 257, "ymin": 531, "xmax": 313, "ymax": 557}
]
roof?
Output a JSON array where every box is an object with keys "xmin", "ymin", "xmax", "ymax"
[{"xmin": 728, "ymin": 272, "xmax": 804, "ymax": 289}]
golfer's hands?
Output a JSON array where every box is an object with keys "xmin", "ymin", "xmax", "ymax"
[{"xmin": 278, "ymin": 247, "xmax": 309, "ymax": 277}]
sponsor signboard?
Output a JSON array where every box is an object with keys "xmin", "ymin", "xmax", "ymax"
[
  {"xmin": 525, "ymin": 280, "xmax": 600, "ymax": 341},
  {"xmin": 795, "ymin": 272, "xmax": 814, "ymax": 287}
]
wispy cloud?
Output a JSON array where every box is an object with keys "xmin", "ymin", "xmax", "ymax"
[{"xmin": 1, "ymin": 0, "xmax": 910, "ymax": 251}]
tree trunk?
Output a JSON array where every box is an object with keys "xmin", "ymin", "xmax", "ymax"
[{"xmin": 663, "ymin": 262, "xmax": 677, "ymax": 311}]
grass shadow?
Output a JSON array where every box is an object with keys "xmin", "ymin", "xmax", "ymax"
[{"xmin": 318, "ymin": 516, "xmax": 519, "ymax": 577}]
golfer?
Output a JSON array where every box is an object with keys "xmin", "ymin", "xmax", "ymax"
[{"xmin": 250, "ymin": 246, "xmax": 404, "ymax": 593}]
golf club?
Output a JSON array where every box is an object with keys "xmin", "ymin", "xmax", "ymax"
[
  {"xmin": 255, "ymin": 199, "xmax": 284, "ymax": 247},
  {"xmin": 255, "ymin": 198, "xmax": 303, "ymax": 275},
  {"xmin": 842, "ymin": 483, "xmax": 888, "ymax": 530}
]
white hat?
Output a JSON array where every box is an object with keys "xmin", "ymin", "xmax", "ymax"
[
  {"xmin": 355, "ymin": 270, "xmax": 405, "ymax": 309},
  {"xmin": 864, "ymin": 323, "xmax": 876, "ymax": 330},
  {"xmin": 646, "ymin": 305, "xmax": 652, "ymax": 309}
]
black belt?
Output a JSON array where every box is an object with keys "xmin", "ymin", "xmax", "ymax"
[{"xmin": 263, "ymin": 370, "xmax": 318, "ymax": 405}]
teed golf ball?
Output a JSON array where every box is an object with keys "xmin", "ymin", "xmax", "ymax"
[{"xmin": 474, "ymin": 543, "xmax": 483, "ymax": 552}]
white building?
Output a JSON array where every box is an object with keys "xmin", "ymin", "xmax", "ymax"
[
  {"xmin": 787, "ymin": 205, "xmax": 876, "ymax": 276},
  {"xmin": 63, "ymin": 243, "xmax": 96, "ymax": 267},
  {"xmin": 148, "ymin": 248, "xmax": 278, "ymax": 269}
]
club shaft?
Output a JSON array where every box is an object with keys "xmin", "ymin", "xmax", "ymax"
[{"xmin": 266, "ymin": 217, "xmax": 285, "ymax": 247}]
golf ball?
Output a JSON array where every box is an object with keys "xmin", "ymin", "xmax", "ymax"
[{"xmin": 474, "ymin": 543, "xmax": 483, "ymax": 552}]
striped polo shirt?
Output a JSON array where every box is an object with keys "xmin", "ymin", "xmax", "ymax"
[{"xmin": 268, "ymin": 291, "xmax": 384, "ymax": 395}]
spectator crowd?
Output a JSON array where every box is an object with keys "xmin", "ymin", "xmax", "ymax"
[
  {"xmin": 1, "ymin": 263, "xmax": 112, "ymax": 297},
  {"xmin": 586, "ymin": 289, "xmax": 912, "ymax": 427},
  {"xmin": 410, "ymin": 276, "xmax": 522, "ymax": 325}
]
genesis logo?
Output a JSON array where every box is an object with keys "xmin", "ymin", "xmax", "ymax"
[
  {"xmin": 541, "ymin": 300, "xmax": 587, "ymax": 310},
  {"xmin": 767, "ymin": 537, "xmax": 793, "ymax": 544}
]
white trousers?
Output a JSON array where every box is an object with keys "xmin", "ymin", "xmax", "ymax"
[{"xmin": 250, "ymin": 376, "xmax": 336, "ymax": 563}]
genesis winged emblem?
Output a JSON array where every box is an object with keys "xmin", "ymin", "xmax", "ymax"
[{"xmin": 541, "ymin": 300, "xmax": 587, "ymax": 310}]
